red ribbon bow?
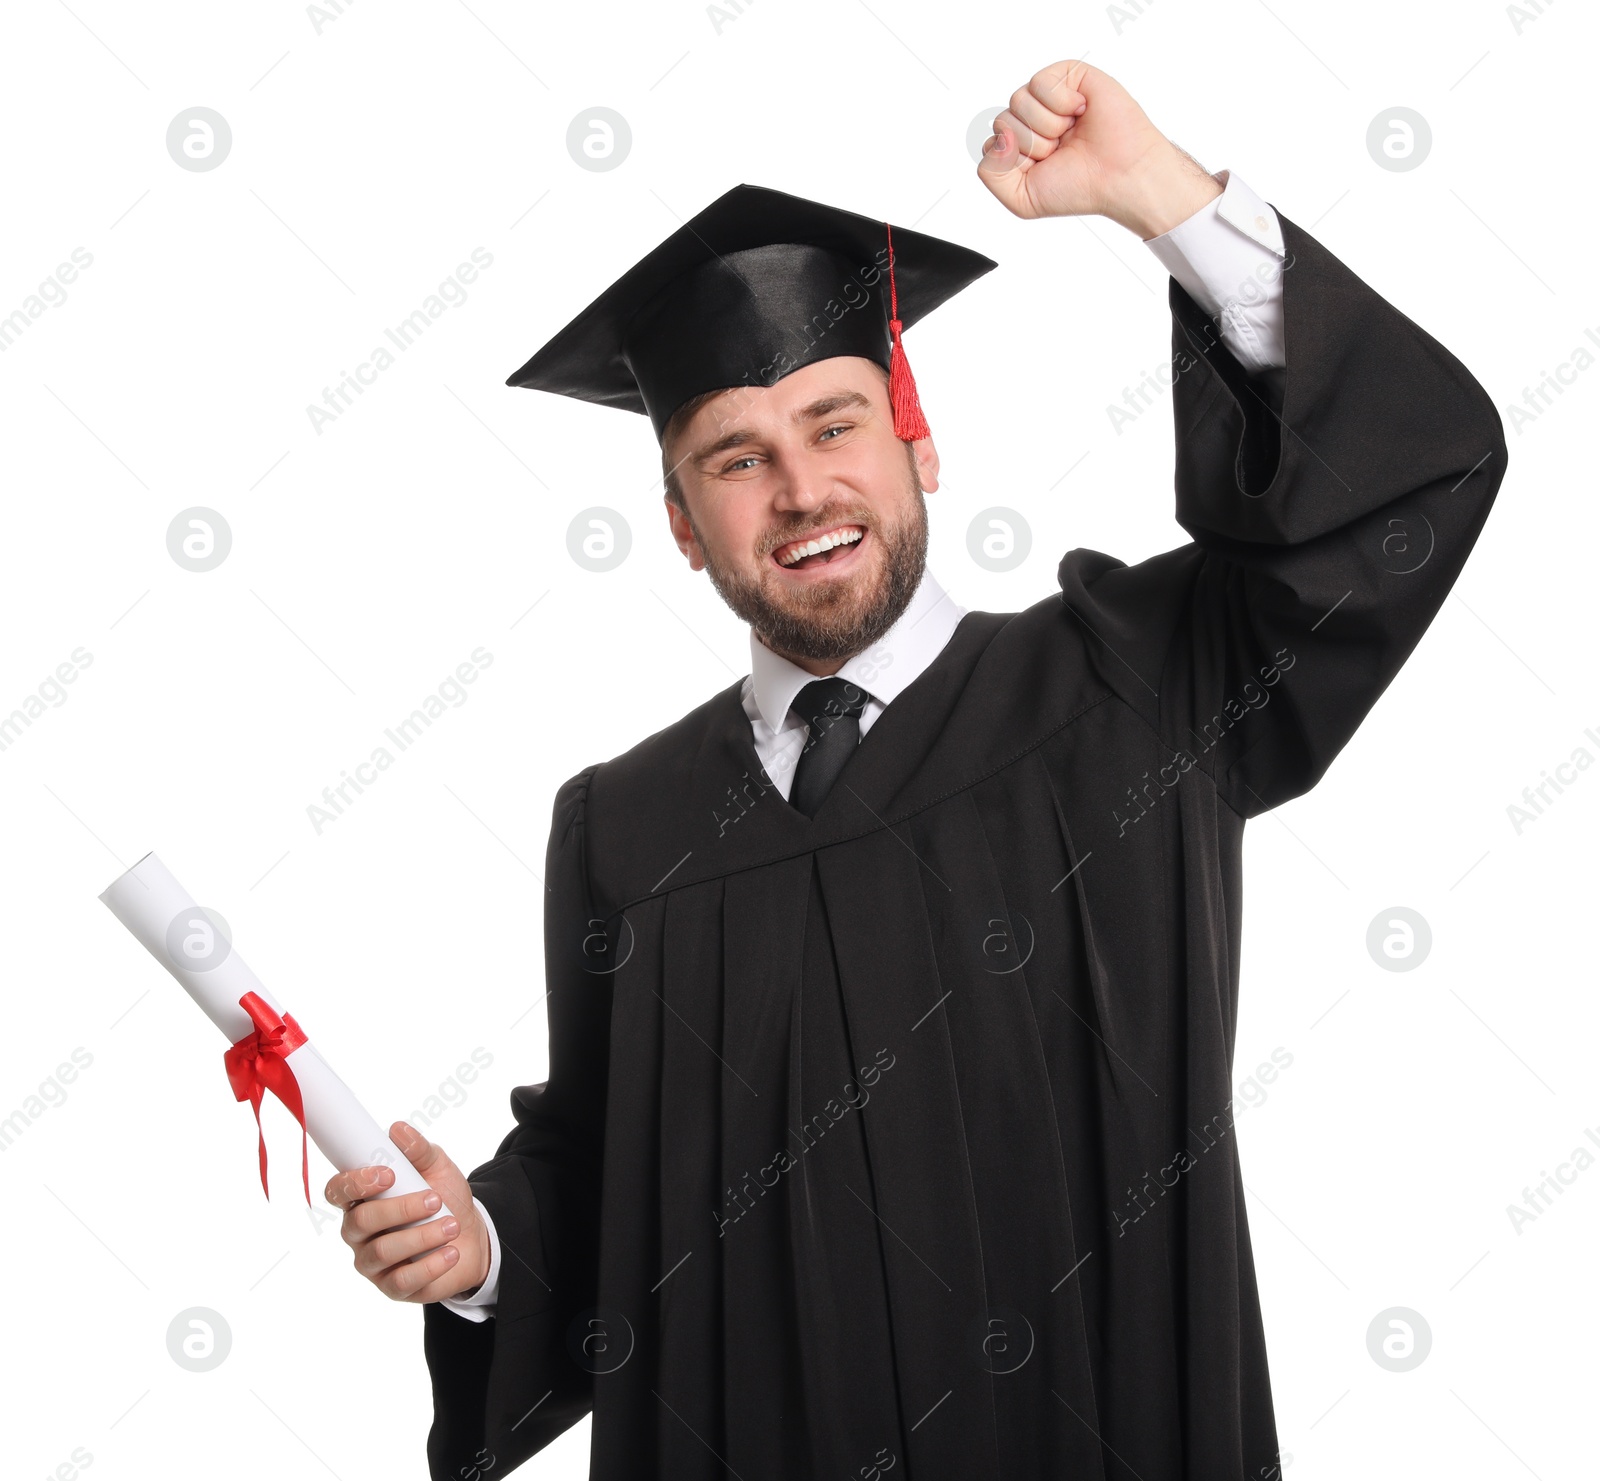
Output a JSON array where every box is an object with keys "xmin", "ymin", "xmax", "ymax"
[{"xmin": 223, "ymin": 991, "xmax": 311, "ymax": 1204}]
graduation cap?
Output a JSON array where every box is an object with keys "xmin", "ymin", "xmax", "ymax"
[{"xmin": 505, "ymin": 183, "xmax": 997, "ymax": 444}]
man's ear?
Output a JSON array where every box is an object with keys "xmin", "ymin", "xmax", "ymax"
[
  {"xmin": 665, "ymin": 495, "xmax": 706, "ymax": 571},
  {"xmin": 912, "ymin": 436, "xmax": 940, "ymax": 493}
]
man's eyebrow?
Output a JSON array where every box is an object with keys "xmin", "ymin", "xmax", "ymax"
[{"xmin": 690, "ymin": 389, "xmax": 874, "ymax": 467}]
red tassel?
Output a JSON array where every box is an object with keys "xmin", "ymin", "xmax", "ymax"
[{"xmin": 885, "ymin": 222, "xmax": 931, "ymax": 442}]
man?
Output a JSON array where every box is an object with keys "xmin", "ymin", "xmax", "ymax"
[{"xmin": 330, "ymin": 61, "xmax": 1504, "ymax": 1480}]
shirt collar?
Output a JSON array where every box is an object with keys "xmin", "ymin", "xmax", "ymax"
[{"xmin": 747, "ymin": 563, "xmax": 968, "ymax": 733}]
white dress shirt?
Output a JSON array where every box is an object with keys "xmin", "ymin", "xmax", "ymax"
[
  {"xmin": 440, "ymin": 168, "xmax": 1290, "ymax": 1322},
  {"xmin": 741, "ymin": 562, "xmax": 970, "ymax": 801}
]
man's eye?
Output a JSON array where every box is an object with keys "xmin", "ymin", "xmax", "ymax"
[
  {"xmin": 818, "ymin": 423, "xmax": 853, "ymax": 441},
  {"xmin": 724, "ymin": 456, "xmax": 760, "ymax": 473}
]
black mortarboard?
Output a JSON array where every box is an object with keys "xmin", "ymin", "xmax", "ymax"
[{"xmin": 505, "ymin": 183, "xmax": 998, "ymax": 443}]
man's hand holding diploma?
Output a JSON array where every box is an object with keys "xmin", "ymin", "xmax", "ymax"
[{"xmin": 331, "ymin": 1121, "xmax": 492, "ymax": 1304}]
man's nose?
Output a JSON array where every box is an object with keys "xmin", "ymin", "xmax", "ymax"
[{"xmin": 767, "ymin": 451, "xmax": 828, "ymax": 511}]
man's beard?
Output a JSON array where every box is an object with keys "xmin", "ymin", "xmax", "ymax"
[{"xmin": 689, "ymin": 458, "xmax": 929, "ymax": 664}]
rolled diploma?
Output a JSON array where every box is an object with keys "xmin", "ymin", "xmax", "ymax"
[{"xmin": 100, "ymin": 851, "xmax": 451, "ymax": 1227}]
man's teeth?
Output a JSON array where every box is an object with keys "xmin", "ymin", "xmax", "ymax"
[{"xmin": 776, "ymin": 526, "xmax": 864, "ymax": 566}]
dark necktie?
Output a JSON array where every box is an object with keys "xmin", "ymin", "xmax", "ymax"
[{"xmin": 788, "ymin": 675, "xmax": 871, "ymax": 818}]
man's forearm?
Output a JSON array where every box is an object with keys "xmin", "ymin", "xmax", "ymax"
[{"xmin": 1106, "ymin": 139, "xmax": 1223, "ymax": 241}]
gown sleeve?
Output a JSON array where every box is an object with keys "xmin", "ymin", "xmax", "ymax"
[
  {"xmin": 422, "ymin": 761, "xmax": 610, "ymax": 1480},
  {"xmin": 1058, "ymin": 212, "xmax": 1508, "ymax": 818}
]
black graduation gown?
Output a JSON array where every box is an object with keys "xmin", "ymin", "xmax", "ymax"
[{"xmin": 422, "ymin": 212, "xmax": 1506, "ymax": 1481}]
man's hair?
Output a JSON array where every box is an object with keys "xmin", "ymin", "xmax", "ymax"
[{"xmin": 660, "ymin": 360, "xmax": 895, "ymax": 514}]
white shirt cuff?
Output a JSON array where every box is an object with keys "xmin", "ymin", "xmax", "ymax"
[
  {"xmin": 1143, "ymin": 169, "xmax": 1288, "ymax": 374},
  {"xmin": 436, "ymin": 1195, "xmax": 501, "ymax": 1322}
]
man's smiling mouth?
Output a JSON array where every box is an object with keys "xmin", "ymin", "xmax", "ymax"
[{"xmin": 772, "ymin": 523, "xmax": 867, "ymax": 569}]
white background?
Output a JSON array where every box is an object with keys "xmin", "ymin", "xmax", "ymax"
[{"xmin": 2, "ymin": 1, "xmax": 1593, "ymax": 1477}]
